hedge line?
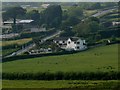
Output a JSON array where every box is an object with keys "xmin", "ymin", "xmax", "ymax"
[
  {"xmin": 98, "ymin": 29, "xmax": 120, "ymax": 39},
  {"xmin": 2, "ymin": 50, "xmax": 81, "ymax": 62},
  {"xmin": 2, "ymin": 71, "xmax": 120, "ymax": 80}
]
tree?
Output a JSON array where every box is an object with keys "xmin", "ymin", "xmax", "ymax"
[
  {"xmin": 73, "ymin": 18, "xmax": 100, "ymax": 37},
  {"xmin": 73, "ymin": 22, "xmax": 90, "ymax": 37},
  {"xmin": 68, "ymin": 7, "xmax": 83, "ymax": 19},
  {"xmin": 42, "ymin": 5, "xmax": 62, "ymax": 28},
  {"xmin": 26, "ymin": 10, "xmax": 40, "ymax": 26},
  {"xmin": 88, "ymin": 17, "xmax": 100, "ymax": 23},
  {"xmin": 91, "ymin": 3, "xmax": 101, "ymax": 9},
  {"xmin": 61, "ymin": 16, "xmax": 80, "ymax": 30},
  {"xmin": 4, "ymin": 7, "xmax": 26, "ymax": 32},
  {"xmin": 88, "ymin": 21, "xmax": 100, "ymax": 33}
]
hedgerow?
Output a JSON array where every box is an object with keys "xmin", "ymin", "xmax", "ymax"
[{"xmin": 2, "ymin": 71, "xmax": 120, "ymax": 80}]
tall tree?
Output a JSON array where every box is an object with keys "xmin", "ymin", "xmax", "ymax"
[
  {"xmin": 26, "ymin": 10, "xmax": 40, "ymax": 26},
  {"xmin": 68, "ymin": 7, "xmax": 83, "ymax": 19},
  {"xmin": 42, "ymin": 5, "xmax": 62, "ymax": 28},
  {"xmin": 4, "ymin": 6, "xmax": 26, "ymax": 32}
]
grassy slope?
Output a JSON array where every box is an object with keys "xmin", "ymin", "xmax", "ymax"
[
  {"xmin": 2, "ymin": 80, "xmax": 119, "ymax": 89},
  {"xmin": 3, "ymin": 44, "xmax": 118, "ymax": 73}
]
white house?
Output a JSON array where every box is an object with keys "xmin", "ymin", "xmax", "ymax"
[
  {"xmin": 112, "ymin": 21, "xmax": 120, "ymax": 26},
  {"xmin": 53, "ymin": 37, "xmax": 87, "ymax": 51}
]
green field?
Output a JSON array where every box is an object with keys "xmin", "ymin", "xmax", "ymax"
[
  {"xmin": 2, "ymin": 80, "xmax": 119, "ymax": 89},
  {"xmin": 1, "ymin": 38, "xmax": 32, "ymax": 47},
  {"xmin": 3, "ymin": 44, "xmax": 118, "ymax": 73}
]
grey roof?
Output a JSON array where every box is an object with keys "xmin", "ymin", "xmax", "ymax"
[
  {"xmin": 54, "ymin": 37, "xmax": 80, "ymax": 41},
  {"xmin": 54, "ymin": 37, "xmax": 69, "ymax": 41},
  {"xmin": 3, "ymin": 19, "xmax": 34, "ymax": 24},
  {"xmin": 70, "ymin": 37, "xmax": 79, "ymax": 41}
]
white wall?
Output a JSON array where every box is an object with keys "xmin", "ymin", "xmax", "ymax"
[{"xmin": 66, "ymin": 39, "xmax": 87, "ymax": 51}]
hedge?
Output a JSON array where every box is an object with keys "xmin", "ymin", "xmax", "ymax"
[
  {"xmin": 2, "ymin": 71, "xmax": 120, "ymax": 80},
  {"xmin": 2, "ymin": 50, "xmax": 81, "ymax": 62}
]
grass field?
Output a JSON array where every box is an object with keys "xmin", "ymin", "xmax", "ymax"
[
  {"xmin": 2, "ymin": 44, "xmax": 118, "ymax": 73},
  {"xmin": 2, "ymin": 80, "xmax": 119, "ymax": 89},
  {"xmin": 1, "ymin": 38, "xmax": 32, "ymax": 47}
]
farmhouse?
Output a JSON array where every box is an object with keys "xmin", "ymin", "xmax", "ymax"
[{"xmin": 53, "ymin": 37, "xmax": 87, "ymax": 51}]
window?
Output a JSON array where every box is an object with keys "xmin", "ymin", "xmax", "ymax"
[
  {"xmin": 74, "ymin": 42, "xmax": 76, "ymax": 44},
  {"xmin": 68, "ymin": 41, "xmax": 71, "ymax": 44},
  {"xmin": 76, "ymin": 46, "xmax": 80, "ymax": 49},
  {"xmin": 56, "ymin": 41, "xmax": 59, "ymax": 43},
  {"xmin": 59, "ymin": 43, "xmax": 62, "ymax": 46},
  {"xmin": 63, "ymin": 41, "xmax": 65, "ymax": 43},
  {"xmin": 83, "ymin": 43, "xmax": 86, "ymax": 45},
  {"xmin": 77, "ymin": 42, "xmax": 80, "ymax": 44}
]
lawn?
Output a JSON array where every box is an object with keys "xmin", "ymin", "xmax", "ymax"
[
  {"xmin": 2, "ymin": 44, "xmax": 118, "ymax": 73},
  {"xmin": 2, "ymin": 80, "xmax": 119, "ymax": 89}
]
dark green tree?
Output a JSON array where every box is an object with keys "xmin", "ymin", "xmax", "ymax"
[
  {"xmin": 42, "ymin": 5, "xmax": 62, "ymax": 28},
  {"xmin": 4, "ymin": 7, "xmax": 26, "ymax": 32},
  {"xmin": 91, "ymin": 3, "xmax": 102, "ymax": 9},
  {"xmin": 61, "ymin": 16, "xmax": 80, "ymax": 30},
  {"xmin": 68, "ymin": 7, "xmax": 83, "ymax": 18},
  {"xmin": 26, "ymin": 10, "xmax": 40, "ymax": 26}
]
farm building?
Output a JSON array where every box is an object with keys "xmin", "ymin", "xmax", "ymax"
[
  {"xmin": 53, "ymin": 37, "xmax": 87, "ymax": 51},
  {"xmin": 41, "ymin": 4, "xmax": 50, "ymax": 8}
]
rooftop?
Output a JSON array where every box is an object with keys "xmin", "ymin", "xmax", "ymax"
[
  {"xmin": 3, "ymin": 19, "xmax": 34, "ymax": 24},
  {"xmin": 54, "ymin": 37, "xmax": 80, "ymax": 41}
]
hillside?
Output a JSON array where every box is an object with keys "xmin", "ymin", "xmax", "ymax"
[{"xmin": 3, "ymin": 44, "xmax": 118, "ymax": 73}]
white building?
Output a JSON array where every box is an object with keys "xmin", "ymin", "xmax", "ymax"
[
  {"xmin": 53, "ymin": 37, "xmax": 87, "ymax": 51},
  {"xmin": 41, "ymin": 4, "xmax": 50, "ymax": 8},
  {"xmin": 112, "ymin": 21, "xmax": 120, "ymax": 26}
]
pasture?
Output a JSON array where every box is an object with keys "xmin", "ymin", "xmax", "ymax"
[
  {"xmin": 2, "ymin": 80, "xmax": 119, "ymax": 89},
  {"xmin": 2, "ymin": 44, "xmax": 118, "ymax": 73}
]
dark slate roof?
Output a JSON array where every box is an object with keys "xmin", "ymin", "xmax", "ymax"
[
  {"xmin": 54, "ymin": 37, "xmax": 80, "ymax": 41},
  {"xmin": 70, "ymin": 37, "xmax": 79, "ymax": 41},
  {"xmin": 54, "ymin": 37, "xmax": 69, "ymax": 41}
]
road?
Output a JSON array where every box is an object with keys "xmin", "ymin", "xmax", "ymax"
[
  {"xmin": 6, "ymin": 30, "xmax": 62, "ymax": 57},
  {"xmin": 82, "ymin": 8, "xmax": 116, "ymax": 22},
  {"xmin": 92, "ymin": 8, "xmax": 115, "ymax": 17}
]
